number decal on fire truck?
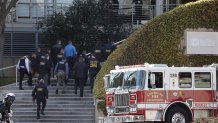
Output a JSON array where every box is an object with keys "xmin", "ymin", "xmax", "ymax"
[
  {"xmin": 146, "ymin": 91, "xmax": 164, "ymax": 102},
  {"xmin": 170, "ymin": 73, "xmax": 177, "ymax": 78}
]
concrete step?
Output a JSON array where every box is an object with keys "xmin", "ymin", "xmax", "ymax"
[
  {"xmin": 13, "ymin": 114, "xmax": 94, "ymax": 119},
  {"xmin": 13, "ymin": 103, "xmax": 95, "ymax": 108},
  {"xmin": 13, "ymin": 110, "xmax": 94, "ymax": 115},
  {"xmin": 14, "ymin": 97, "xmax": 94, "ymax": 101},
  {"xmin": 11, "ymin": 93, "xmax": 93, "ymax": 97},
  {"xmin": 1, "ymin": 78, "xmax": 95, "ymax": 123},
  {"xmin": 15, "ymin": 100, "xmax": 94, "ymax": 104},
  {"xmin": 13, "ymin": 107, "xmax": 95, "ymax": 112},
  {"xmin": 13, "ymin": 118, "xmax": 94, "ymax": 123}
]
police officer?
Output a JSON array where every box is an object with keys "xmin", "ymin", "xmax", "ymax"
[
  {"xmin": 38, "ymin": 55, "xmax": 50, "ymax": 86},
  {"xmin": 93, "ymin": 41, "xmax": 104, "ymax": 64},
  {"xmin": 88, "ymin": 54, "xmax": 101, "ymax": 93},
  {"xmin": 81, "ymin": 50, "xmax": 89, "ymax": 86},
  {"xmin": 51, "ymin": 40, "xmax": 63, "ymax": 69},
  {"xmin": 17, "ymin": 56, "xmax": 32, "ymax": 90},
  {"xmin": 73, "ymin": 55, "xmax": 88, "ymax": 97},
  {"xmin": 35, "ymin": 47, "xmax": 42, "ymax": 65},
  {"xmin": 54, "ymin": 57, "xmax": 69, "ymax": 94},
  {"xmin": 56, "ymin": 48, "xmax": 64, "ymax": 63},
  {"xmin": 30, "ymin": 52, "xmax": 38, "ymax": 76},
  {"xmin": 45, "ymin": 48, "xmax": 52, "ymax": 85},
  {"xmin": 32, "ymin": 79, "xmax": 48, "ymax": 119},
  {"xmin": 0, "ymin": 93, "xmax": 15, "ymax": 122},
  {"xmin": 103, "ymin": 42, "xmax": 116, "ymax": 61}
]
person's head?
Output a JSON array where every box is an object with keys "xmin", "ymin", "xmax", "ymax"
[
  {"xmin": 31, "ymin": 53, "xmax": 36, "ymax": 58},
  {"xmin": 23, "ymin": 55, "xmax": 27, "ymax": 59},
  {"xmin": 78, "ymin": 55, "xmax": 84, "ymax": 62},
  {"xmin": 82, "ymin": 50, "xmax": 87, "ymax": 55},
  {"xmin": 36, "ymin": 47, "xmax": 41, "ymax": 52},
  {"xmin": 4, "ymin": 93, "xmax": 15, "ymax": 106},
  {"xmin": 68, "ymin": 40, "xmax": 72, "ymax": 44},
  {"xmin": 47, "ymin": 48, "xmax": 51, "ymax": 54},
  {"xmin": 57, "ymin": 40, "xmax": 61, "ymax": 45},
  {"xmin": 60, "ymin": 48, "xmax": 64, "ymax": 54},
  {"xmin": 38, "ymin": 79, "xmax": 44, "ymax": 84}
]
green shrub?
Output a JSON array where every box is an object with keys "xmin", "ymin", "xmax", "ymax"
[{"xmin": 93, "ymin": 0, "xmax": 218, "ymax": 111}]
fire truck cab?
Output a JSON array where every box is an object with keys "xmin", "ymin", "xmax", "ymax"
[{"xmin": 103, "ymin": 63, "xmax": 218, "ymax": 123}]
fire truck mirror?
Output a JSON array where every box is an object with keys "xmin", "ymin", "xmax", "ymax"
[
  {"xmin": 103, "ymin": 74, "xmax": 110, "ymax": 90},
  {"xmin": 150, "ymin": 73, "xmax": 156, "ymax": 89}
]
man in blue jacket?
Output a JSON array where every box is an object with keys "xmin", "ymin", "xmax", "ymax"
[{"xmin": 64, "ymin": 40, "xmax": 77, "ymax": 78}]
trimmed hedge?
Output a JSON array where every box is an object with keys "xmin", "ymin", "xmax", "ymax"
[{"xmin": 93, "ymin": 0, "xmax": 218, "ymax": 102}]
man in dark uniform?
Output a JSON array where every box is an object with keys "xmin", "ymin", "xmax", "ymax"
[
  {"xmin": 38, "ymin": 55, "xmax": 50, "ymax": 86},
  {"xmin": 0, "ymin": 93, "xmax": 15, "ymax": 123},
  {"xmin": 35, "ymin": 47, "xmax": 42, "ymax": 65},
  {"xmin": 88, "ymin": 54, "xmax": 101, "ymax": 93},
  {"xmin": 32, "ymin": 79, "xmax": 48, "ymax": 119},
  {"xmin": 73, "ymin": 55, "xmax": 88, "ymax": 97},
  {"xmin": 54, "ymin": 57, "xmax": 69, "ymax": 94},
  {"xmin": 51, "ymin": 40, "xmax": 63, "ymax": 69},
  {"xmin": 81, "ymin": 50, "xmax": 89, "ymax": 86},
  {"xmin": 56, "ymin": 48, "xmax": 64, "ymax": 63},
  {"xmin": 30, "ymin": 52, "xmax": 38, "ymax": 76},
  {"xmin": 103, "ymin": 42, "xmax": 117, "ymax": 61},
  {"xmin": 45, "ymin": 48, "xmax": 52, "ymax": 85},
  {"xmin": 93, "ymin": 41, "xmax": 104, "ymax": 64}
]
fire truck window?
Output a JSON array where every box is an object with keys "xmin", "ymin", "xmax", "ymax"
[
  {"xmin": 109, "ymin": 72, "xmax": 124, "ymax": 88},
  {"xmin": 148, "ymin": 72, "xmax": 163, "ymax": 88},
  {"xmin": 178, "ymin": 72, "xmax": 192, "ymax": 88},
  {"xmin": 195, "ymin": 72, "xmax": 211, "ymax": 88},
  {"xmin": 124, "ymin": 70, "xmax": 145, "ymax": 90}
]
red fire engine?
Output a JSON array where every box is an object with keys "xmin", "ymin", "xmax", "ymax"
[{"xmin": 103, "ymin": 63, "xmax": 218, "ymax": 123}]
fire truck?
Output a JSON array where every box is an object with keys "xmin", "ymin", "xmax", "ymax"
[{"xmin": 103, "ymin": 63, "xmax": 218, "ymax": 123}]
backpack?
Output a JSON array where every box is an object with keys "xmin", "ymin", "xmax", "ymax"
[{"xmin": 19, "ymin": 58, "xmax": 27, "ymax": 72}]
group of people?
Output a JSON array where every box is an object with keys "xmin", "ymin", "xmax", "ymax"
[{"xmin": 16, "ymin": 39, "xmax": 108, "ymax": 119}]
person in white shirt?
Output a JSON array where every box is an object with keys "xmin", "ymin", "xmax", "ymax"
[{"xmin": 17, "ymin": 56, "xmax": 32, "ymax": 90}]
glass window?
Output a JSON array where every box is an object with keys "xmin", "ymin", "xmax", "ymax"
[
  {"xmin": 123, "ymin": 70, "xmax": 145, "ymax": 90},
  {"xmin": 195, "ymin": 72, "xmax": 211, "ymax": 88},
  {"xmin": 178, "ymin": 72, "xmax": 192, "ymax": 88},
  {"xmin": 148, "ymin": 72, "xmax": 163, "ymax": 88},
  {"xmin": 109, "ymin": 72, "xmax": 124, "ymax": 88}
]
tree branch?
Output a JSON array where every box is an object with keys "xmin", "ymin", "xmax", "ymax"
[{"xmin": 5, "ymin": 0, "xmax": 18, "ymax": 18}]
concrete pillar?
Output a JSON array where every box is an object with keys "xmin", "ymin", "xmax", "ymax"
[{"xmin": 156, "ymin": 0, "xmax": 163, "ymax": 16}]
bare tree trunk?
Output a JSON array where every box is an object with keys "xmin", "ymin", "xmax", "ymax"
[
  {"xmin": 0, "ymin": 20, "xmax": 4, "ymax": 77},
  {"xmin": 0, "ymin": 0, "xmax": 18, "ymax": 77}
]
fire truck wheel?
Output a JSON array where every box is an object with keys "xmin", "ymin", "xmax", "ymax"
[{"xmin": 165, "ymin": 107, "xmax": 190, "ymax": 123}]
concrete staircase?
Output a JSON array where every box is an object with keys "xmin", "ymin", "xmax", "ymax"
[{"xmin": 1, "ymin": 79, "xmax": 95, "ymax": 123}]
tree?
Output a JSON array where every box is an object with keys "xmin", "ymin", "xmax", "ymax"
[
  {"xmin": 0, "ymin": 0, "xmax": 18, "ymax": 76},
  {"xmin": 40, "ymin": 0, "xmax": 133, "ymax": 53}
]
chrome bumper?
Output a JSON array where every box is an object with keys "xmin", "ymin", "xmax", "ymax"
[{"xmin": 107, "ymin": 115, "xmax": 144, "ymax": 123}]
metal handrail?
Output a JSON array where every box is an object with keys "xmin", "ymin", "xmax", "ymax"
[
  {"xmin": 94, "ymin": 97, "xmax": 105, "ymax": 123},
  {"xmin": 0, "ymin": 65, "xmax": 18, "ymax": 86}
]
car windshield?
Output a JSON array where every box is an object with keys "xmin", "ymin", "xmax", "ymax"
[
  {"xmin": 123, "ymin": 70, "xmax": 145, "ymax": 90},
  {"xmin": 108, "ymin": 72, "xmax": 124, "ymax": 89}
]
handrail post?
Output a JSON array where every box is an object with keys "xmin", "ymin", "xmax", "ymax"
[
  {"xmin": 94, "ymin": 98, "xmax": 105, "ymax": 123},
  {"xmin": 16, "ymin": 66, "xmax": 18, "ymax": 86}
]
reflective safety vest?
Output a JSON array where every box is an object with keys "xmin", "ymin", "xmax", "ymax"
[{"xmin": 57, "ymin": 61, "xmax": 66, "ymax": 71}]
